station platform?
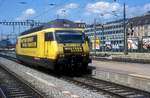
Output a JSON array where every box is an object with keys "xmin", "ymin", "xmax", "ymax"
[
  {"xmin": 91, "ymin": 52, "xmax": 150, "ymax": 64},
  {"xmin": 90, "ymin": 60, "xmax": 150, "ymax": 93},
  {"xmin": 92, "ymin": 60, "xmax": 150, "ymax": 76}
]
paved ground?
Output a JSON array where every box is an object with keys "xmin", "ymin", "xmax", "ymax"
[
  {"xmin": 91, "ymin": 60, "xmax": 150, "ymax": 76},
  {"xmin": 91, "ymin": 60, "xmax": 150, "ymax": 92}
]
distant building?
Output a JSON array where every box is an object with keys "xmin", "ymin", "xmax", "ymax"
[
  {"xmin": 76, "ymin": 22, "xmax": 86, "ymax": 28},
  {"xmin": 128, "ymin": 14, "xmax": 150, "ymax": 40},
  {"xmin": 85, "ymin": 20, "xmax": 124, "ymax": 51},
  {"xmin": 86, "ymin": 14, "xmax": 150, "ymax": 52},
  {"xmin": 0, "ymin": 39, "xmax": 12, "ymax": 48}
]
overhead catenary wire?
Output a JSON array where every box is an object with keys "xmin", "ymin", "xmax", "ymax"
[{"xmin": 30, "ymin": 0, "xmax": 72, "ymax": 21}]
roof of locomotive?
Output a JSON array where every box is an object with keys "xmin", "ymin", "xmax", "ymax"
[{"xmin": 20, "ymin": 19, "xmax": 80, "ymax": 36}]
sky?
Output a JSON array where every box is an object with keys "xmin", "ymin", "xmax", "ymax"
[
  {"xmin": 0, "ymin": 0, "xmax": 150, "ymax": 23},
  {"xmin": 0, "ymin": 0, "xmax": 150, "ymax": 38}
]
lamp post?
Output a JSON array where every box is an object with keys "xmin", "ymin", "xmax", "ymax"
[
  {"xmin": 101, "ymin": 24, "xmax": 104, "ymax": 52},
  {"xmin": 94, "ymin": 18, "xmax": 97, "ymax": 57},
  {"xmin": 0, "ymin": 29, "xmax": 3, "ymax": 41},
  {"xmin": 123, "ymin": 3, "xmax": 128, "ymax": 55},
  {"xmin": 99, "ymin": 13, "xmax": 105, "ymax": 52},
  {"xmin": 114, "ymin": 0, "xmax": 128, "ymax": 55}
]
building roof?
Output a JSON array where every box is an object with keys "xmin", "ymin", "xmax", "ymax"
[
  {"xmin": 86, "ymin": 13, "xmax": 150, "ymax": 29},
  {"xmin": 129, "ymin": 14, "xmax": 150, "ymax": 26},
  {"xmin": 106, "ymin": 19, "xmax": 123, "ymax": 24}
]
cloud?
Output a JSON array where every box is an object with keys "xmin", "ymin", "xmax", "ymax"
[
  {"xmin": 83, "ymin": 12, "xmax": 91, "ymax": 16},
  {"xmin": 24, "ymin": 8, "xmax": 35, "ymax": 15},
  {"xmin": 16, "ymin": 8, "xmax": 36, "ymax": 20},
  {"xmin": 86, "ymin": 1, "xmax": 121, "ymax": 19},
  {"xmin": 56, "ymin": 3, "xmax": 79, "ymax": 17},
  {"xmin": 144, "ymin": 3, "xmax": 150, "ymax": 11},
  {"xmin": 86, "ymin": 2, "xmax": 121, "ymax": 14},
  {"xmin": 126, "ymin": 3, "xmax": 150, "ymax": 18},
  {"xmin": 56, "ymin": 8, "xmax": 68, "ymax": 16},
  {"xmin": 85, "ymin": 1, "xmax": 150, "ymax": 21},
  {"xmin": 65, "ymin": 3, "xmax": 79, "ymax": 9}
]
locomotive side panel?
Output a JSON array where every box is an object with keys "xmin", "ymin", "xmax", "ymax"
[
  {"xmin": 16, "ymin": 32, "xmax": 46, "ymax": 67},
  {"xmin": 17, "ymin": 32, "xmax": 45, "ymax": 58}
]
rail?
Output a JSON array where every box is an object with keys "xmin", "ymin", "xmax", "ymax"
[
  {"xmin": 0, "ymin": 64, "xmax": 46, "ymax": 98},
  {"xmin": 61, "ymin": 76, "xmax": 150, "ymax": 98},
  {"xmin": 1, "ymin": 51, "xmax": 150, "ymax": 98}
]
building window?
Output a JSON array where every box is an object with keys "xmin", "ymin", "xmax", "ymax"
[
  {"xmin": 144, "ymin": 25, "xmax": 148, "ymax": 30},
  {"xmin": 144, "ymin": 32, "xmax": 148, "ymax": 36}
]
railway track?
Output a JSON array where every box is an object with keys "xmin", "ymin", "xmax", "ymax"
[
  {"xmin": 0, "ymin": 65, "xmax": 46, "ymax": 98},
  {"xmin": 1, "ymin": 52, "xmax": 150, "ymax": 98},
  {"xmin": 0, "ymin": 53, "xmax": 46, "ymax": 98},
  {"xmin": 62, "ymin": 76, "xmax": 150, "ymax": 98}
]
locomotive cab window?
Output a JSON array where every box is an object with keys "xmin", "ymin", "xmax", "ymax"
[
  {"xmin": 45, "ymin": 32, "xmax": 54, "ymax": 41},
  {"xmin": 55, "ymin": 31, "xmax": 85, "ymax": 43}
]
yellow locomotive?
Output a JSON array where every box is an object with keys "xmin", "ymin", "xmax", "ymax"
[{"xmin": 16, "ymin": 19, "xmax": 91, "ymax": 73}]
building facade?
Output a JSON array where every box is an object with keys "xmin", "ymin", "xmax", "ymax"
[
  {"xmin": 128, "ymin": 14, "xmax": 150, "ymax": 39},
  {"xmin": 127, "ymin": 14, "xmax": 150, "ymax": 51},
  {"xmin": 86, "ymin": 13, "xmax": 150, "ymax": 52},
  {"xmin": 86, "ymin": 20, "xmax": 124, "ymax": 51}
]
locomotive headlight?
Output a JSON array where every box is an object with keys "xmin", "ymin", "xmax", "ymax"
[
  {"xmin": 65, "ymin": 47, "xmax": 69, "ymax": 50},
  {"xmin": 82, "ymin": 54, "xmax": 86, "ymax": 56},
  {"xmin": 59, "ymin": 54, "xmax": 64, "ymax": 58}
]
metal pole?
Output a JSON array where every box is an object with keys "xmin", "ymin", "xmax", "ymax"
[
  {"xmin": 30, "ymin": 20, "xmax": 34, "ymax": 29},
  {"xmin": 94, "ymin": 18, "xmax": 96, "ymax": 57},
  {"xmin": 57, "ymin": 14, "xmax": 59, "ymax": 19},
  {"xmin": 1, "ymin": 32, "xmax": 3, "ymax": 41},
  {"xmin": 12, "ymin": 24, "xmax": 16, "ymax": 44},
  {"xmin": 123, "ymin": 3, "xmax": 128, "ymax": 55},
  {"xmin": 13, "ymin": 24, "xmax": 15, "ymax": 34},
  {"xmin": 99, "ymin": 13, "xmax": 104, "ymax": 52},
  {"xmin": 102, "ymin": 25, "xmax": 104, "ymax": 52},
  {"xmin": 6, "ymin": 34, "xmax": 9, "ymax": 49},
  {"xmin": 19, "ymin": 24, "xmax": 20, "ymax": 34},
  {"xmin": 0, "ymin": 31, "xmax": 2, "ymax": 41}
]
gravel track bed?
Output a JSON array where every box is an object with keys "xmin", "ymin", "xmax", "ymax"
[
  {"xmin": 0, "ymin": 57, "xmax": 106, "ymax": 98},
  {"xmin": 0, "ymin": 65, "xmax": 44, "ymax": 98}
]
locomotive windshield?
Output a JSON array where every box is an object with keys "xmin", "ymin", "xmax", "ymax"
[{"xmin": 55, "ymin": 31, "xmax": 85, "ymax": 43}]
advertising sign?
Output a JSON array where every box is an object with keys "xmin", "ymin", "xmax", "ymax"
[
  {"xmin": 105, "ymin": 41, "xmax": 112, "ymax": 50},
  {"xmin": 142, "ymin": 36, "xmax": 150, "ymax": 50},
  {"xmin": 127, "ymin": 38, "xmax": 138, "ymax": 50},
  {"xmin": 91, "ymin": 37, "xmax": 100, "ymax": 50},
  {"xmin": 112, "ymin": 44, "xmax": 119, "ymax": 49}
]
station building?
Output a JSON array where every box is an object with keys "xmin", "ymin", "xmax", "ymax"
[
  {"xmin": 85, "ymin": 13, "xmax": 150, "ymax": 52},
  {"xmin": 86, "ymin": 20, "xmax": 124, "ymax": 51},
  {"xmin": 128, "ymin": 14, "xmax": 150, "ymax": 39}
]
